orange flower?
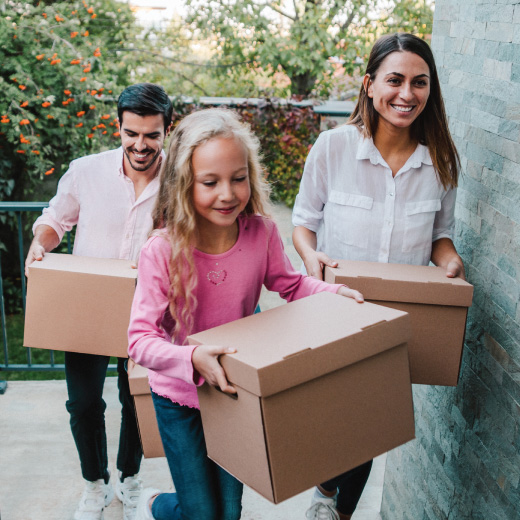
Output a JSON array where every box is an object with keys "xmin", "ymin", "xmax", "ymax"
[
  {"xmin": 87, "ymin": 133, "xmax": 94, "ymax": 138},
  {"xmin": 64, "ymin": 89, "xmax": 72, "ymax": 96},
  {"xmin": 77, "ymin": 111, "xmax": 85, "ymax": 117},
  {"xmin": 44, "ymin": 168, "xmax": 55, "ymax": 176},
  {"xmin": 52, "ymin": 53, "xmax": 58, "ymax": 59},
  {"xmin": 75, "ymin": 122, "xmax": 83, "ymax": 128},
  {"xmin": 89, "ymin": 105, "xmax": 96, "ymax": 110},
  {"xmin": 87, "ymin": 7, "xmax": 94, "ymax": 13},
  {"xmin": 113, "ymin": 131, "xmax": 120, "ymax": 137},
  {"xmin": 83, "ymin": 65, "xmax": 91, "ymax": 73},
  {"xmin": 51, "ymin": 59, "xmax": 61, "ymax": 65},
  {"xmin": 108, "ymin": 90, "xmax": 112, "ymax": 94},
  {"xmin": 1, "ymin": 117, "xmax": 10, "ymax": 123},
  {"xmin": 13, "ymin": 35, "xmax": 17, "ymax": 39},
  {"xmin": 62, "ymin": 100, "xmax": 70, "ymax": 106},
  {"xmin": 70, "ymin": 31, "xmax": 79, "ymax": 38},
  {"xmin": 18, "ymin": 85, "xmax": 26, "ymax": 91},
  {"xmin": 91, "ymin": 14, "xmax": 97, "ymax": 19},
  {"xmin": 102, "ymin": 130, "xmax": 107, "ymax": 134},
  {"xmin": 70, "ymin": 59, "xmax": 81, "ymax": 65},
  {"xmin": 46, "ymin": 114, "xmax": 54, "ymax": 119},
  {"xmin": 20, "ymin": 134, "xmax": 30, "ymax": 144},
  {"xmin": 36, "ymin": 54, "xmax": 45, "ymax": 60},
  {"xmin": 17, "ymin": 150, "xmax": 26, "ymax": 154},
  {"xmin": 55, "ymin": 15, "xmax": 64, "ymax": 22},
  {"xmin": 90, "ymin": 90, "xmax": 98, "ymax": 95},
  {"xmin": 83, "ymin": 30, "xmax": 89, "ymax": 37},
  {"xmin": 20, "ymin": 101, "xmax": 29, "ymax": 107},
  {"xmin": 97, "ymin": 123, "xmax": 106, "ymax": 129},
  {"xmin": 32, "ymin": 150, "xmax": 40, "ymax": 155},
  {"xmin": 98, "ymin": 88, "xmax": 104, "ymax": 92},
  {"xmin": 80, "ymin": 77, "xmax": 86, "ymax": 82},
  {"xmin": 42, "ymin": 101, "xmax": 51, "ymax": 107},
  {"xmin": 20, "ymin": 119, "xmax": 30, "ymax": 125},
  {"xmin": 101, "ymin": 114, "xmax": 110, "ymax": 120},
  {"xmin": 42, "ymin": 12, "xmax": 47, "ymax": 18},
  {"xmin": 93, "ymin": 47, "xmax": 101, "ymax": 57}
]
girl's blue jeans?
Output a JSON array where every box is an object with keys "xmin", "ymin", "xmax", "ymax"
[{"xmin": 150, "ymin": 391, "xmax": 243, "ymax": 520}]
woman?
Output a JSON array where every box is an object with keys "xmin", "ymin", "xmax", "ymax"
[{"xmin": 292, "ymin": 33, "xmax": 465, "ymax": 520}]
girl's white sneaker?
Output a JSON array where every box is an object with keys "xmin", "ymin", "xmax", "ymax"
[{"xmin": 305, "ymin": 502, "xmax": 340, "ymax": 520}]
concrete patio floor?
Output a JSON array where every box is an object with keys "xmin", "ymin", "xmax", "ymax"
[{"xmin": 0, "ymin": 203, "xmax": 386, "ymax": 520}]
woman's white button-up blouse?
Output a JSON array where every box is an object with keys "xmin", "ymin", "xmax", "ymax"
[{"xmin": 292, "ymin": 124, "xmax": 456, "ymax": 267}]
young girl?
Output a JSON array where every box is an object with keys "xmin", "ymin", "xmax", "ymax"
[
  {"xmin": 292, "ymin": 33, "xmax": 465, "ymax": 520},
  {"xmin": 127, "ymin": 108, "xmax": 363, "ymax": 520}
]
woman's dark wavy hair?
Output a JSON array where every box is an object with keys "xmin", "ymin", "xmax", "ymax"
[{"xmin": 349, "ymin": 33, "xmax": 459, "ymax": 189}]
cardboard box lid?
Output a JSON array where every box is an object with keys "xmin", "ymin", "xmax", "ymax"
[
  {"xmin": 127, "ymin": 360, "xmax": 151, "ymax": 396},
  {"xmin": 325, "ymin": 260, "xmax": 473, "ymax": 307},
  {"xmin": 188, "ymin": 292, "xmax": 410, "ymax": 398},
  {"xmin": 28, "ymin": 252, "xmax": 138, "ymax": 280}
]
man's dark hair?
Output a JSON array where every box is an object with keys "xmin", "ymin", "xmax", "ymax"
[{"xmin": 117, "ymin": 83, "xmax": 173, "ymax": 132}]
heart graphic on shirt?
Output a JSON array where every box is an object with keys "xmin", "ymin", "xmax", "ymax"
[{"xmin": 207, "ymin": 269, "xmax": 227, "ymax": 286}]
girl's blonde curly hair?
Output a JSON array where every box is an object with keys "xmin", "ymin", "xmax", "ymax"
[{"xmin": 151, "ymin": 107, "xmax": 271, "ymax": 338}]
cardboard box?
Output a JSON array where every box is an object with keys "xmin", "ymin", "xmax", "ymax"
[
  {"xmin": 188, "ymin": 291, "xmax": 415, "ymax": 504},
  {"xmin": 127, "ymin": 360, "xmax": 165, "ymax": 458},
  {"xmin": 324, "ymin": 260, "xmax": 474, "ymax": 386},
  {"xmin": 24, "ymin": 253, "xmax": 137, "ymax": 358}
]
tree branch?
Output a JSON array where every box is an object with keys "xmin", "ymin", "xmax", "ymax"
[
  {"xmin": 257, "ymin": 1, "xmax": 296, "ymax": 21},
  {"xmin": 117, "ymin": 47, "xmax": 253, "ymax": 68}
]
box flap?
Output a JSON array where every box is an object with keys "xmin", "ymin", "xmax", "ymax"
[
  {"xmin": 29, "ymin": 252, "xmax": 138, "ymax": 280},
  {"xmin": 188, "ymin": 292, "xmax": 410, "ymax": 397},
  {"xmin": 324, "ymin": 260, "xmax": 473, "ymax": 307},
  {"xmin": 127, "ymin": 360, "xmax": 152, "ymax": 395}
]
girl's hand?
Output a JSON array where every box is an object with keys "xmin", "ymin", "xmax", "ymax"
[
  {"xmin": 304, "ymin": 251, "xmax": 338, "ymax": 281},
  {"xmin": 337, "ymin": 285, "xmax": 364, "ymax": 303},
  {"xmin": 192, "ymin": 345, "xmax": 237, "ymax": 394}
]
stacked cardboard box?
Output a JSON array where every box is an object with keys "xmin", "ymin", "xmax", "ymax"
[{"xmin": 127, "ymin": 360, "xmax": 165, "ymax": 458}]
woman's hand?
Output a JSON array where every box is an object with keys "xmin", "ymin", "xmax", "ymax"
[
  {"xmin": 293, "ymin": 226, "xmax": 338, "ymax": 280},
  {"xmin": 445, "ymin": 258, "xmax": 466, "ymax": 280},
  {"xmin": 192, "ymin": 345, "xmax": 237, "ymax": 394},
  {"xmin": 337, "ymin": 285, "xmax": 364, "ymax": 303},
  {"xmin": 303, "ymin": 250, "xmax": 338, "ymax": 281},
  {"xmin": 431, "ymin": 238, "xmax": 466, "ymax": 280}
]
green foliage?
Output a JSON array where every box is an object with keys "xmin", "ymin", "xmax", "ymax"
[
  {"xmin": 180, "ymin": 0, "xmax": 433, "ymax": 99},
  {"xmin": 0, "ymin": 0, "xmax": 138, "ymax": 201},
  {"xmin": 170, "ymin": 100, "xmax": 322, "ymax": 207}
]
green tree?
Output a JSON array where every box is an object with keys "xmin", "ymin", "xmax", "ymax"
[
  {"xmin": 183, "ymin": 0, "xmax": 433, "ymax": 98},
  {"xmin": 0, "ymin": 0, "xmax": 137, "ymax": 203}
]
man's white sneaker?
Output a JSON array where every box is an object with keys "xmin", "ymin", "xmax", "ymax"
[
  {"xmin": 305, "ymin": 502, "xmax": 340, "ymax": 520},
  {"xmin": 74, "ymin": 479, "xmax": 114, "ymax": 520},
  {"xmin": 135, "ymin": 488, "xmax": 160, "ymax": 520},
  {"xmin": 116, "ymin": 472, "xmax": 143, "ymax": 520}
]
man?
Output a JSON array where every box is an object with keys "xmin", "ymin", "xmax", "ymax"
[{"xmin": 25, "ymin": 83, "xmax": 173, "ymax": 520}]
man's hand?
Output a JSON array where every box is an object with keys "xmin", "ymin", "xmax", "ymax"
[
  {"xmin": 24, "ymin": 240, "xmax": 46, "ymax": 277},
  {"xmin": 192, "ymin": 345, "xmax": 237, "ymax": 394},
  {"xmin": 24, "ymin": 225, "xmax": 61, "ymax": 277}
]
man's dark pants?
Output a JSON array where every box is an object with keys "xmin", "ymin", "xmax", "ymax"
[{"xmin": 65, "ymin": 352, "xmax": 142, "ymax": 482}]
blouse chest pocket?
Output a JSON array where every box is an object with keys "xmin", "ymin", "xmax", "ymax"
[
  {"xmin": 327, "ymin": 190, "xmax": 373, "ymax": 248},
  {"xmin": 402, "ymin": 199, "xmax": 441, "ymax": 253}
]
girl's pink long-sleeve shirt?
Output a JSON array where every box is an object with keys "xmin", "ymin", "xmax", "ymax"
[{"xmin": 128, "ymin": 214, "xmax": 342, "ymax": 409}]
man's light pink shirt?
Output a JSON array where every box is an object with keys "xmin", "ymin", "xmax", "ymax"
[{"xmin": 33, "ymin": 147, "xmax": 162, "ymax": 262}]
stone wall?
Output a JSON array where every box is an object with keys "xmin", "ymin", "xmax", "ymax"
[{"xmin": 380, "ymin": 1, "xmax": 520, "ymax": 519}]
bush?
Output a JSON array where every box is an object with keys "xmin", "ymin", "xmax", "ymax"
[{"xmin": 171, "ymin": 99, "xmax": 323, "ymax": 207}]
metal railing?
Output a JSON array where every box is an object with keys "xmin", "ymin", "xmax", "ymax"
[{"xmin": 0, "ymin": 202, "xmax": 74, "ymax": 372}]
